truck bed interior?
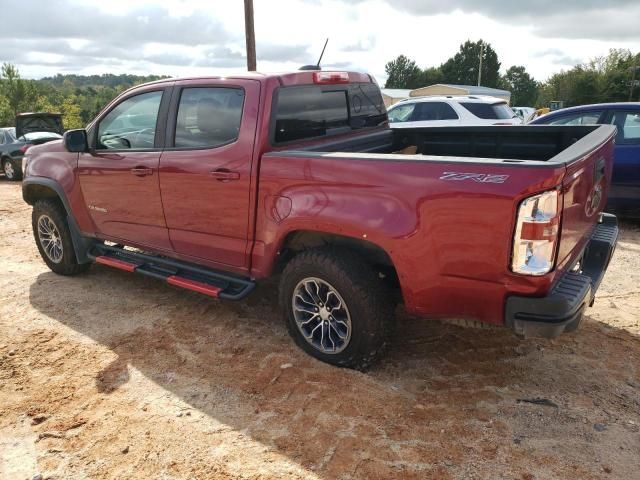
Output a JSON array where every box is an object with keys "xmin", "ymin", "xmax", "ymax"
[{"xmin": 298, "ymin": 125, "xmax": 612, "ymax": 165}]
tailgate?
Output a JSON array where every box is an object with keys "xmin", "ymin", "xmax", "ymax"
[{"xmin": 556, "ymin": 125, "xmax": 616, "ymax": 271}]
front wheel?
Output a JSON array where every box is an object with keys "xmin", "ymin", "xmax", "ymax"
[
  {"xmin": 2, "ymin": 157, "xmax": 22, "ymax": 181},
  {"xmin": 32, "ymin": 200, "xmax": 90, "ymax": 275},
  {"xmin": 279, "ymin": 248, "xmax": 394, "ymax": 369}
]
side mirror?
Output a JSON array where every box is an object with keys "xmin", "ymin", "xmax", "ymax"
[{"xmin": 63, "ymin": 129, "xmax": 88, "ymax": 153}]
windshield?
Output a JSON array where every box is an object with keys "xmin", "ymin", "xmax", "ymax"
[
  {"xmin": 460, "ymin": 101, "xmax": 516, "ymax": 120},
  {"xmin": 272, "ymin": 82, "xmax": 387, "ymax": 144},
  {"xmin": 19, "ymin": 131, "xmax": 63, "ymax": 141}
]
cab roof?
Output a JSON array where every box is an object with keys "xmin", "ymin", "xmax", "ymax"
[{"xmin": 133, "ymin": 70, "xmax": 375, "ymax": 89}]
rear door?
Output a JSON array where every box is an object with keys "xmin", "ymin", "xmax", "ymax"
[
  {"xmin": 158, "ymin": 79, "xmax": 260, "ymax": 269},
  {"xmin": 78, "ymin": 86, "xmax": 172, "ymax": 250},
  {"xmin": 604, "ymin": 109, "xmax": 640, "ymax": 210}
]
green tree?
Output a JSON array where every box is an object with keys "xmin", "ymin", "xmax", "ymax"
[
  {"xmin": 501, "ymin": 66, "xmax": 539, "ymax": 106},
  {"xmin": 0, "ymin": 95, "xmax": 11, "ymax": 126},
  {"xmin": 61, "ymin": 95, "xmax": 84, "ymax": 129},
  {"xmin": 440, "ymin": 40, "xmax": 501, "ymax": 87},
  {"xmin": 1, "ymin": 63, "xmax": 29, "ymax": 118},
  {"xmin": 384, "ymin": 55, "xmax": 425, "ymax": 89},
  {"xmin": 536, "ymin": 49, "xmax": 640, "ymax": 107},
  {"xmin": 422, "ymin": 66, "xmax": 445, "ymax": 86}
]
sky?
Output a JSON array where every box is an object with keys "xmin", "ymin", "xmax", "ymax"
[{"xmin": 3, "ymin": 0, "xmax": 640, "ymax": 83}]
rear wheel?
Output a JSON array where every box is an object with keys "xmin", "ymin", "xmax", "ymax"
[
  {"xmin": 279, "ymin": 248, "xmax": 394, "ymax": 369},
  {"xmin": 32, "ymin": 200, "xmax": 90, "ymax": 275},
  {"xmin": 2, "ymin": 157, "xmax": 21, "ymax": 181}
]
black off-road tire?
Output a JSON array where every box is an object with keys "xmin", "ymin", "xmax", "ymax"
[
  {"xmin": 32, "ymin": 199, "xmax": 90, "ymax": 275},
  {"xmin": 279, "ymin": 247, "xmax": 394, "ymax": 369},
  {"xmin": 2, "ymin": 157, "xmax": 22, "ymax": 181}
]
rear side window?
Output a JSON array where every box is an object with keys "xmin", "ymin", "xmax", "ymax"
[
  {"xmin": 547, "ymin": 111, "xmax": 603, "ymax": 126},
  {"xmin": 609, "ymin": 111, "xmax": 640, "ymax": 144},
  {"xmin": 412, "ymin": 102, "xmax": 458, "ymax": 121},
  {"xmin": 460, "ymin": 102, "xmax": 514, "ymax": 120},
  {"xmin": 175, "ymin": 87, "xmax": 245, "ymax": 148},
  {"xmin": 272, "ymin": 83, "xmax": 386, "ymax": 144}
]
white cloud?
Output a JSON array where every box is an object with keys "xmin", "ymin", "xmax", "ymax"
[{"xmin": 4, "ymin": 0, "xmax": 640, "ymax": 82}]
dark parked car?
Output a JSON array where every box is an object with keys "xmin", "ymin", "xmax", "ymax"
[
  {"xmin": 531, "ymin": 103, "xmax": 640, "ymax": 215},
  {"xmin": 1, "ymin": 113, "xmax": 64, "ymax": 181}
]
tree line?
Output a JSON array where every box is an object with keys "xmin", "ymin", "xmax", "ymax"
[
  {"xmin": 384, "ymin": 40, "xmax": 640, "ymax": 107},
  {"xmin": 0, "ymin": 63, "xmax": 167, "ymax": 129}
]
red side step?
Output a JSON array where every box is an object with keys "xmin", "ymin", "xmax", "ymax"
[
  {"xmin": 167, "ymin": 276, "xmax": 221, "ymax": 298},
  {"xmin": 95, "ymin": 255, "xmax": 138, "ymax": 272}
]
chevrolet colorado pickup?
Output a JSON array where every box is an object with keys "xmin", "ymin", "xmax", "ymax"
[{"xmin": 22, "ymin": 70, "xmax": 618, "ymax": 368}]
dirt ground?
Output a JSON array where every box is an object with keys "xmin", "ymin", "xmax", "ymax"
[{"xmin": 0, "ymin": 180, "xmax": 638, "ymax": 480}]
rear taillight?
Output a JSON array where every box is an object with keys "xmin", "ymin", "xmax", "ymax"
[
  {"xmin": 313, "ymin": 71, "xmax": 349, "ymax": 84},
  {"xmin": 511, "ymin": 190, "xmax": 561, "ymax": 276},
  {"xmin": 20, "ymin": 144, "xmax": 32, "ymax": 154}
]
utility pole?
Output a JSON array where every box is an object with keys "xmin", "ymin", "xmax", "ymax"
[
  {"xmin": 244, "ymin": 0, "xmax": 256, "ymax": 71},
  {"xmin": 629, "ymin": 64, "xmax": 639, "ymax": 101},
  {"xmin": 477, "ymin": 41, "xmax": 485, "ymax": 86}
]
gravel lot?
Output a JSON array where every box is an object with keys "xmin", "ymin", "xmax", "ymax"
[{"xmin": 0, "ymin": 180, "xmax": 639, "ymax": 480}]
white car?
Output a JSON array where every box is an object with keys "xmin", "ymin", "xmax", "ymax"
[
  {"xmin": 512, "ymin": 107, "xmax": 537, "ymax": 123},
  {"xmin": 387, "ymin": 95, "xmax": 522, "ymax": 127}
]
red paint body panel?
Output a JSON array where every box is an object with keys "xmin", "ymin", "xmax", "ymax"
[
  {"xmin": 166, "ymin": 276, "xmax": 221, "ymax": 297},
  {"xmin": 22, "ymin": 70, "xmax": 617, "ymax": 328},
  {"xmin": 78, "ymin": 150, "xmax": 171, "ymax": 250},
  {"xmin": 557, "ymin": 140, "xmax": 615, "ymax": 271},
  {"xmin": 159, "ymin": 78, "xmax": 261, "ymax": 268},
  {"xmin": 252, "ymin": 154, "xmax": 568, "ymax": 323},
  {"xmin": 95, "ymin": 255, "xmax": 138, "ymax": 272}
]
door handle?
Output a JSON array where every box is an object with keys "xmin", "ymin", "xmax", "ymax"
[
  {"xmin": 130, "ymin": 167, "xmax": 153, "ymax": 176},
  {"xmin": 210, "ymin": 169, "xmax": 240, "ymax": 181}
]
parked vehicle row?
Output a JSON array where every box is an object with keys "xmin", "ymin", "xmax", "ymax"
[{"xmin": 21, "ymin": 70, "xmax": 618, "ymax": 368}]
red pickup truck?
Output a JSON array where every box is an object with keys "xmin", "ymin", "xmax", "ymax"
[{"xmin": 22, "ymin": 70, "xmax": 618, "ymax": 368}]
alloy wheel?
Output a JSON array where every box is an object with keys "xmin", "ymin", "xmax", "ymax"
[
  {"xmin": 37, "ymin": 214, "xmax": 64, "ymax": 263},
  {"xmin": 292, "ymin": 277, "xmax": 352, "ymax": 354}
]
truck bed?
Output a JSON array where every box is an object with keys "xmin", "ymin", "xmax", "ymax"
[
  {"xmin": 296, "ymin": 125, "xmax": 612, "ymax": 165},
  {"xmin": 259, "ymin": 124, "xmax": 616, "ymax": 324}
]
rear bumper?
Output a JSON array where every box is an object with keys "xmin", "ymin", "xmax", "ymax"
[{"xmin": 505, "ymin": 213, "xmax": 618, "ymax": 338}]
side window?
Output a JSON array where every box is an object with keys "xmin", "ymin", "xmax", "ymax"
[
  {"xmin": 412, "ymin": 102, "xmax": 460, "ymax": 121},
  {"xmin": 548, "ymin": 111, "xmax": 603, "ymax": 126},
  {"xmin": 97, "ymin": 91, "xmax": 163, "ymax": 150},
  {"xmin": 175, "ymin": 87, "xmax": 245, "ymax": 148},
  {"xmin": 387, "ymin": 103, "xmax": 415, "ymax": 122},
  {"xmin": 437, "ymin": 102, "xmax": 458, "ymax": 120},
  {"xmin": 0, "ymin": 131, "xmax": 5, "ymax": 145},
  {"xmin": 609, "ymin": 111, "xmax": 640, "ymax": 144},
  {"xmin": 412, "ymin": 103, "xmax": 440, "ymax": 121}
]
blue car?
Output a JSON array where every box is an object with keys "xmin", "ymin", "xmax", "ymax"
[{"xmin": 531, "ymin": 103, "xmax": 640, "ymax": 215}]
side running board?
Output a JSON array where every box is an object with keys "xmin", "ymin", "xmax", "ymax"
[{"xmin": 87, "ymin": 244, "xmax": 255, "ymax": 300}]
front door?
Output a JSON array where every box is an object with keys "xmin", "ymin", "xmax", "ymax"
[
  {"xmin": 78, "ymin": 88, "xmax": 172, "ymax": 250},
  {"xmin": 159, "ymin": 80, "xmax": 260, "ymax": 269}
]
